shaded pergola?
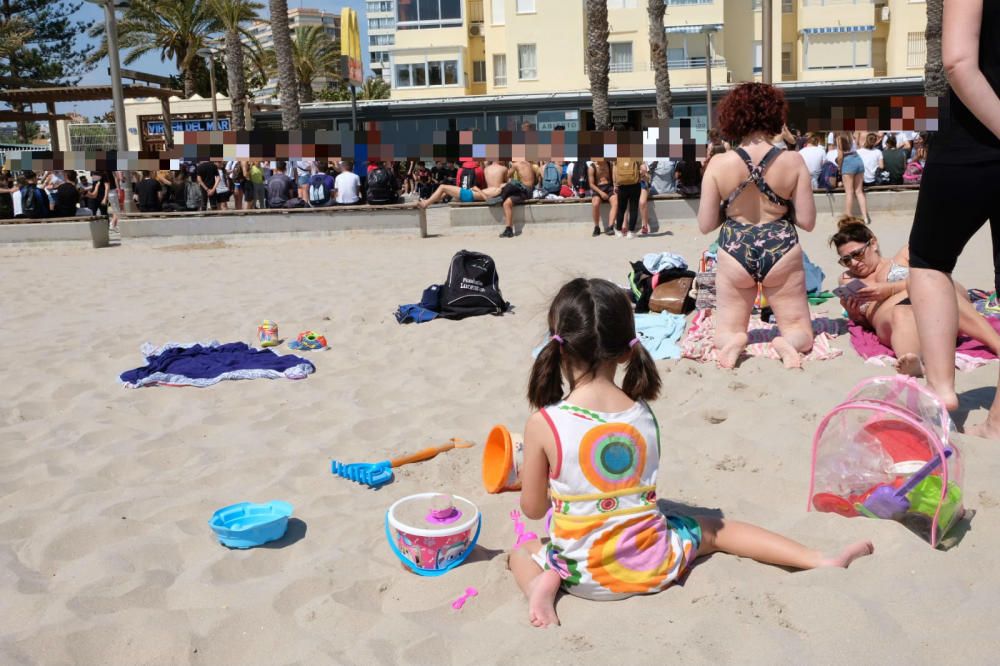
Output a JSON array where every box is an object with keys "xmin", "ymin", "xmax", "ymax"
[{"xmin": 0, "ymin": 84, "xmax": 183, "ymax": 150}]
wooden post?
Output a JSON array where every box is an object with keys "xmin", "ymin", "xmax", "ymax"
[
  {"xmin": 160, "ymin": 97, "xmax": 174, "ymax": 148},
  {"xmin": 46, "ymin": 102, "xmax": 60, "ymax": 151}
]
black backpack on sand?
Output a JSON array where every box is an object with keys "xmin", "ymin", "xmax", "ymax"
[
  {"xmin": 367, "ymin": 167, "xmax": 394, "ymax": 204},
  {"xmin": 439, "ymin": 250, "xmax": 511, "ymax": 319}
]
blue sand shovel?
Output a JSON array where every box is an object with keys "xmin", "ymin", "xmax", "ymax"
[{"xmin": 331, "ymin": 438, "xmax": 475, "ymax": 489}]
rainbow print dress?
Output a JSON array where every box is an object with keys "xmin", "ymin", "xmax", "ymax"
[{"xmin": 538, "ymin": 400, "xmax": 699, "ymax": 601}]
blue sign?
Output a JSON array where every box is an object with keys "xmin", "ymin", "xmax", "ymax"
[{"xmin": 146, "ymin": 118, "xmax": 231, "ymax": 135}]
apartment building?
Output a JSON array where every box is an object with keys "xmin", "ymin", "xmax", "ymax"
[
  {"xmin": 387, "ymin": 0, "xmax": 928, "ymax": 100},
  {"xmin": 368, "ymin": 0, "xmax": 396, "ymax": 84},
  {"xmin": 246, "ymin": 8, "xmax": 343, "ymax": 100}
]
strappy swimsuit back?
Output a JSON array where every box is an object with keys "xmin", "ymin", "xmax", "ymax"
[{"xmin": 717, "ymin": 146, "xmax": 799, "ymax": 283}]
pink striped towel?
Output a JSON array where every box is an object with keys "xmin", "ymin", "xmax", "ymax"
[
  {"xmin": 848, "ymin": 318, "xmax": 1000, "ymax": 371},
  {"xmin": 681, "ymin": 310, "xmax": 845, "ymax": 363}
]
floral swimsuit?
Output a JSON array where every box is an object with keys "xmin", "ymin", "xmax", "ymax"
[{"xmin": 717, "ymin": 147, "xmax": 799, "ymax": 283}]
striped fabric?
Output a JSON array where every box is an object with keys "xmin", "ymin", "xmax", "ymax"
[
  {"xmin": 665, "ymin": 23, "xmax": 723, "ymax": 34},
  {"xmin": 680, "ymin": 310, "xmax": 845, "ymax": 364},
  {"xmin": 801, "ymin": 25, "xmax": 874, "ymax": 34}
]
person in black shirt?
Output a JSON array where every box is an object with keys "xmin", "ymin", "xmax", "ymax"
[
  {"xmin": 53, "ymin": 170, "xmax": 81, "ymax": 217},
  {"xmin": 134, "ymin": 171, "xmax": 163, "ymax": 212},
  {"xmin": 195, "ymin": 160, "xmax": 220, "ymax": 210}
]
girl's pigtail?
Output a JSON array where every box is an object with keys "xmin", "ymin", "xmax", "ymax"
[
  {"xmin": 622, "ymin": 340, "xmax": 662, "ymax": 402},
  {"xmin": 527, "ymin": 338, "xmax": 565, "ymax": 410}
]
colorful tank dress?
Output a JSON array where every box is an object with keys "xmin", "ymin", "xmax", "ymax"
[{"xmin": 537, "ymin": 400, "xmax": 701, "ymax": 601}]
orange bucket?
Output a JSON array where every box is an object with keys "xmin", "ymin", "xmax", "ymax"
[{"xmin": 482, "ymin": 425, "xmax": 524, "ymax": 493}]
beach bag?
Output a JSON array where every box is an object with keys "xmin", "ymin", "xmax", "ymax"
[
  {"xmin": 648, "ymin": 276, "xmax": 695, "ymax": 315},
  {"xmin": 903, "ymin": 161, "xmax": 924, "ymax": 185},
  {"xmin": 649, "ymin": 160, "xmax": 676, "ymax": 194},
  {"xmin": 458, "ymin": 167, "xmax": 477, "ymax": 190},
  {"xmin": 541, "ymin": 162, "xmax": 561, "ymax": 194},
  {"xmin": 438, "ymin": 250, "xmax": 511, "ymax": 320},
  {"xmin": 615, "ymin": 158, "xmax": 639, "ymax": 186},
  {"xmin": 809, "ymin": 375, "xmax": 964, "ymax": 547},
  {"xmin": 308, "ymin": 175, "xmax": 329, "ymax": 206},
  {"xmin": 628, "ymin": 261, "xmax": 695, "ymax": 314},
  {"xmin": 21, "ymin": 185, "xmax": 39, "ymax": 217},
  {"xmin": 819, "ymin": 161, "xmax": 839, "ymax": 191},
  {"xmin": 185, "ymin": 180, "xmax": 204, "ymax": 210},
  {"xmin": 367, "ymin": 167, "xmax": 394, "ymax": 203},
  {"xmin": 571, "ymin": 161, "xmax": 590, "ymax": 194}
]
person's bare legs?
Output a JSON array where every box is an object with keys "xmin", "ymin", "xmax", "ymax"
[
  {"xmin": 478, "ymin": 185, "xmax": 502, "ymax": 198},
  {"xmin": 880, "ymin": 305, "xmax": 923, "ymax": 377},
  {"xmin": 591, "ymin": 195, "xmax": 603, "ymax": 228},
  {"xmin": 907, "ymin": 267, "xmax": 960, "ymax": 411},
  {"xmin": 417, "ymin": 184, "xmax": 460, "ymax": 209},
  {"xmin": 695, "ymin": 517, "xmax": 874, "ymax": 569},
  {"xmin": 714, "ymin": 251, "xmax": 756, "ymax": 368},
  {"xmin": 855, "ymin": 179, "xmax": 869, "ymax": 221},
  {"xmin": 509, "ymin": 540, "xmax": 560, "ymax": 628},
  {"xmin": 843, "ymin": 173, "xmax": 858, "ymax": 217},
  {"xmin": 639, "ymin": 188, "xmax": 650, "ymax": 233},
  {"xmin": 762, "ymin": 246, "xmax": 814, "ymax": 369},
  {"xmin": 503, "ymin": 197, "xmax": 515, "ymax": 230}
]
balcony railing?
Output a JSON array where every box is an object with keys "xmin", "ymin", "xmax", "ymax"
[
  {"xmin": 665, "ymin": 57, "xmax": 727, "ymax": 69},
  {"xmin": 469, "ymin": 0, "xmax": 484, "ymax": 23},
  {"xmin": 802, "ymin": 0, "xmax": 872, "ymax": 5},
  {"xmin": 585, "ymin": 58, "xmax": 727, "ymax": 75},
  {"xmin": 669, "ymin": 0, "xmax": 714, "ymax": 5}
]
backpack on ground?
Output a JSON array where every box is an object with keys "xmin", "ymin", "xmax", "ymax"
[
  {"xmin": 367, "ymin": 166, "xmax": 394, "ymax": 204},
  {"xmin": 903, "ymin": 161, "xmax": 924, "ymax": 185},
  {"xmin": 184, "ymin": 180, "xmax": 204, "ymax": 210},
  {"xmin": 308, "ymin": 175, "xmax": 329, "ymax": 206},
  {"xmin": 819, "ymin": 161, "xmax": 839, "ymax": 192},
  {"xmin": 458, "ymin": 167, "xmax": 477, "ymax": 190},
  {"xmin": 541, "ymin": 161, "xmax": 561, "ymax": 194},
  {"xmin": 615, "ymin": 158, "xmax": 640, "ymax": 186},
  {"xmin": 21, "ymin": 185, "xmax": 40, "ymax": 217},
  {"xmin": 438, "ymin": 250, "xmax": 511, "ymax": 320}
]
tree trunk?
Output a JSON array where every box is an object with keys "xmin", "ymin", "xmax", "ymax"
[
  {"xmin": 225, "ymin": 27, "xmax": 247, "ymax": 130},
  {"xmin": 183, "ymin": 62, "xmax": 197, "ymax": 99},
  {"xmin": 648, "ymin": 0, "xmax": 672, "ymax": 120},
  {"xmin": 586, "ymin": 0, "xmax": 611, "ymax": 130},
  {"xmin": 299, "ymin": 82, "xmax": 314, "ymax": 104},
  {"xmin": 269, "ymin": 0, "xmax": 301, "ymax": 129},
  {"xmin": 924, "ymin": 0, "xmax": 947, "ymax": 96}
]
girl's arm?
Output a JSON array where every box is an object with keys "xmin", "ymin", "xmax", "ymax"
[
  {"xmin": 793, "ymin": 156, "xmax": 817, "ymax": 231},
  {"xmin": 895, "ymin": 245, "xmax": 911, "ymax": 267},
  {"xmin": 944, "ymin": 0, "xmax": 1000, "ymax": 141},
  {"xmin": 696, "ymin": 159, "xmax": 722, "ymax": 234},
  {"xmin": 520, "ymin": 411, "xmax": 553, "ymax": 521}
]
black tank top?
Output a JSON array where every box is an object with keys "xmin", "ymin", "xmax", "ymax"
[{"xmin": 931, "ymin": 1, "xmax": 1000, "ymax": 164}]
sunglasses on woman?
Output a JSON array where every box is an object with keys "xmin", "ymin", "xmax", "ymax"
[{"xmin": 838, "ymin": 240, "xmax": 871, "ymax": 267}]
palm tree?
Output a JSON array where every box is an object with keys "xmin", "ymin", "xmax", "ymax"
[
  {"xmin": 924, "ymin": 0, "xmax": 947, "ymax": 96},
  {"xmin": 209, "ymin": 0, "xmax": 263, "ymax": 130},
  {"xmin": 586, "ymin": 0, "xmax": 611, "ymax": 130},
  {"xmin": 268, "ymin": 0, "xmax": 300, "ymax": 129},
  {"xmin": 87, "ymin": 0, "xmax": 222, "ymax": 99},
  {"xmin": 360, "ymin": 76, "xmax": 391, "ymax": 100},
  {"xmin": 284, "ymin": 25, "xmax": 341, "ymax": 104},
  {"xmin": 647, "ymin": 0, "xmax": 672, "ymax": 120}
]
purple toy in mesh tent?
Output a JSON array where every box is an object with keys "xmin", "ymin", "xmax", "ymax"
[{"xmin": 808, "ymin": 375, "xmax": 965, "ymax": 547}]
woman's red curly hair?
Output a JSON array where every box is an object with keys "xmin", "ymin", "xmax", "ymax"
[{"xmin": 716, "ymin": 82, "xmax": 787, "ymax": 142}]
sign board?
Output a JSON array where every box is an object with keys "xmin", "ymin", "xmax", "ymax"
[
  {"xmin": 610, "ymin": 109, "xmax": 629, "ymax": 124},
  {"xmin": 537, "ymin": 110, "xmax": 580, "ymax": 132},
  {"xmin": 341, "ymin": 8, "xmax": 364, "ymax": 87},
  {"xmin": 112, "ymin": 68, "xmax": 175, "ymax": 87},
  {"xmin": 146, "ymin": 118, "xmax": 231, "ymax": 135}
]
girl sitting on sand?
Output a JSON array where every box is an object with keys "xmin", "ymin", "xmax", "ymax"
[
  {"xmin": 509, "ymin": 278, "xmax": 874, "ymax": 628},
  {"xmin": 831, "ymin": 216, "xmax": 1000, "ymax": 377}
]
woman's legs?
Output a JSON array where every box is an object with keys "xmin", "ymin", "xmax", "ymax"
[
  {"xmin": 762, "ymin": 246, "xmax": 814, "ymax": 368},
  {"xmin": 714, "ymin": 250, "xmax": 757, "ymax": 368},
  {"xmin": 694, "ymin": 517, "xmax": 874, "ymax": 570},
  {"xmin": 879, "ymin": 305, "xmax": 923, "ymax": 376},
  {"xmin": 639, "ymin": 187, "xmax": 650, "ymax": 233},
  {"xmin": 843, "ymin": 173, "xmax": 858, "ymax": 216},
  {"xmin": 855, "ymin": 179, "xmax": 869, "ymax": 221},
  {"xmin": 509, "ymin": 540, "xmax": 561, "ymax": 628}
]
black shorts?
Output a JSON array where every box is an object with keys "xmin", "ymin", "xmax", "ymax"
[
  {"xmin": 909, "ymin": 160, "xmax": 1000, "ymax": 274},
  {"xmin": 500, "ymin": 182, "xmax": 531, "ymax": 205}
]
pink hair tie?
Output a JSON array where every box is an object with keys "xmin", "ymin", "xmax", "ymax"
[
  {"xmin": 551, "ymin": 334, "xmax": 564, "ymax": 345},
  {"xmin": 629, "ymin": 337, "xmax": 640, "ymax": 348}
]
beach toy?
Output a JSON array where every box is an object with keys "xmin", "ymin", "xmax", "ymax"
[
  {"xmin": 451, "ymin": 587, "xmax": 479, "ymax": 610},
  {"xmin": 510, "ymin": 509, "xmax": 539, "ymax": 548},
  {"xmin": 863, "ymin": 448, "xmax": 953, "ymax": 520},
  {"xmin": 331, "ymin": 438, "xmax": 475, "ymax": 489},
  {"xmin": 809, "ymin": 375, "xmax": 963, "ymax": 547},
  {"xmin": 482, "ymin": 425, "xmax": 524, "ymax": 493},
  {"xmin": 258, "ymin": 320, "xmax": 279, "ymax": 347},
  {"xmin": 385, "ymin": 493, "xmax": 481, "ymax": 576},
  {"xmin": 208, "ymin": 500, "xmax": 293, "ymax": 549},
  {"xmin": 288, "ymin": 330, "xmax": 327, "ymax": 351}
]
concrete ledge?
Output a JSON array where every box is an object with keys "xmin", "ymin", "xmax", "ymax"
[
  {"xmin": 120, "ymin": 205, "xmax": 427, "ymax": 239},
  {"xmin": 448, "ymin": 189, "xmax": 920, "ymax": 229},
  {"xmin": 0, "ymin": 216, "xmax": 102, "ymax": 243}
]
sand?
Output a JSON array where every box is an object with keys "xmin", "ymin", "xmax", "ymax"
[{"xmin": 1, "ymin": 209, "xmax": 998, "ymax": 665}]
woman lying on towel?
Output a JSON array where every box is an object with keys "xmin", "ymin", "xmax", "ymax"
[{"xmin": 830, "ymin": 216, "xmax": 1000, "ymax": 377}]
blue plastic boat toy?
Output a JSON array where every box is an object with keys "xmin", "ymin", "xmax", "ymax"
[{"xmin": 209, "ymin": 501, "xmax": 294, "ymax": 549}]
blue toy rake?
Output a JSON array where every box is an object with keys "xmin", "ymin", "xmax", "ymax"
[{"xmin": 331, "ymin": 438, "xmax": 475, "ymax": 489}]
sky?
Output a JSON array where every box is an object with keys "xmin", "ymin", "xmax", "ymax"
[{"xmin": 65, "ymin": 0, "xmax": 372, "ymax": 120}]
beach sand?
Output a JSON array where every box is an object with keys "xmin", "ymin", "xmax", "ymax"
[{"xmin": 1, "ymin": 210, "xmax": 998, "ymax": 665}]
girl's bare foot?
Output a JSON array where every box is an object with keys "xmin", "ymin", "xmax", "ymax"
[
  {"xmin": 772, "ymin": 337, "xmax": 803, "ymax": 369},
  {"xmin": 818, "ymin": 541, "xmax": 874, "ymax": 568},
  {"xmin": 896, "ymin": 353, "xmax": 924, "ymax": 378},
  {"xmin": 527, "ymin": 569, "xmax": 561, "ymax": 628}
]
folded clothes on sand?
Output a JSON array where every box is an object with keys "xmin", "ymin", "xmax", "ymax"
[
  {"xmin": 681, "ymin": 310, "xmax": 844, "ymax": 363},
  {"xmin": 848, "ymin": 318, "xmax": 1000, "ymax": 372},
  {"xmin": 120, "ymin": 341, "xmax": 315, "ymax": 388},
  {"xmin": 634, "ymin": 312, "xmax": 687, "ymax": 360}
]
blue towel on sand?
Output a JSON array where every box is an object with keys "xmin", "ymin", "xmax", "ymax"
[
  {"xmin": 120, "ymin": 341, "xmax": 315, "ymax": 388},
  {"xmin": 634, "ymin": 312, "xmax": 687, "ymax": 360}
]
